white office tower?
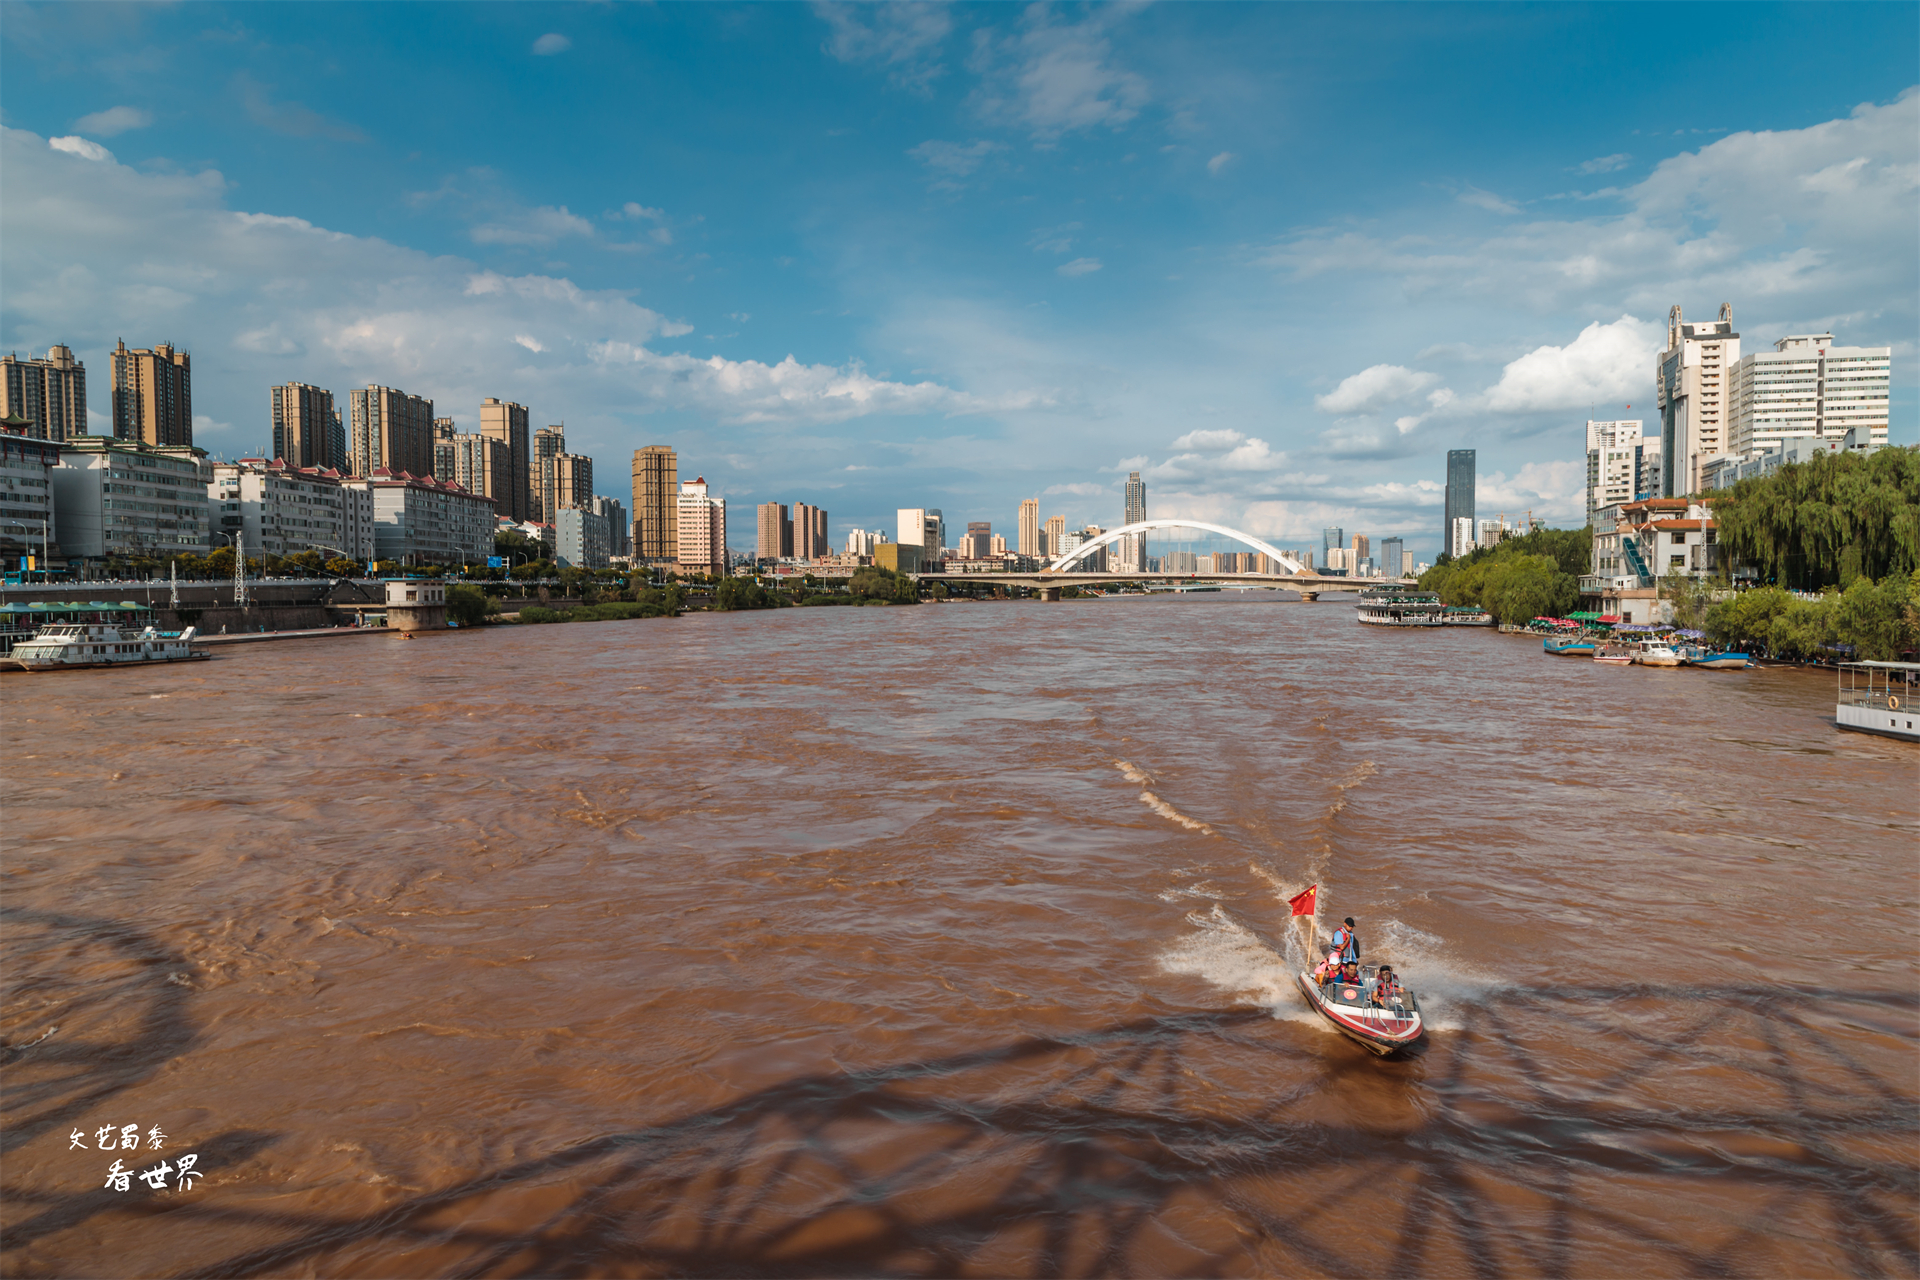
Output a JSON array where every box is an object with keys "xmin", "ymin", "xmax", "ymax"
[
  {"xmin": 1585, "ymin": 420, "xmax": 1644, "ymax": 525},
  {"xmin": 675, "ymin": 476, "xmax": 727, "ymax": 576},
  {"xmin": 1727, "ymin": 333, "xmax": 1890, "ymax": 457},
  {"xmin": 896, "ymin": 507, "xmax": 943, "ymax": 557},
  {"xmin": 1448, "ymin": 516, "xmax": 1476, "ymax": 559},
  {"xmin": 1656, "ymin": 304, "xmax": 1740, "ymax": 496}
]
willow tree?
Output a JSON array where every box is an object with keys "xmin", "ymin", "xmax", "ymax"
[{"xmin": 1711, "ymin": 447, "xmax": 1920, "ymax": 589}]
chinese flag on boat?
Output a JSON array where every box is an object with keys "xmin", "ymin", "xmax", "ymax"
[{"xmin": 1288, "ymin": 884, "xmax": 1318, "ymax": 917}]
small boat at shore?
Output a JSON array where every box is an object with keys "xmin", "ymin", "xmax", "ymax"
[
  {"xmin": 1836, "ymin": 660, "xmax": 1920, "ymax": 742},
  {"xmin": 1594, "ymin": 643, "xmax": 1636, "ymax": 665},
  {"xmin": 1633, "ymin": 638, "xmax": 1684, "ymax": 667},
  {"xmin": 1295, "ymin": 966, "xmax": 1425, "ymax": 1055},
  {"xmin": 1544, "ymin": 635, "xmax": 1598, "ymax": 656},
  {"xmin": 1681, "ymin": 645, "xmax": 1752, "ymax": 669}
]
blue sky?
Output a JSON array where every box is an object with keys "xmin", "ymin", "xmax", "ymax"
[{"xmin": 4, "ymin": 2, "xmax": 1915, "ymax": 556}]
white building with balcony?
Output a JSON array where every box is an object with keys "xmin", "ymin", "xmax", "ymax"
[
  {"xmin": 51, "ymin": 436, "xmax": 210, "ymax": 561},
  {"xmin": 209, "ymin": 458, "xmax": 374, "ymax": 563},
  {"xmin": 344, "ymin": 469, "xmax": 495, "ymax": 566},
  {"xmin": 1727, "ymin": 333, "xmax": 1889, "ymax": 457}
]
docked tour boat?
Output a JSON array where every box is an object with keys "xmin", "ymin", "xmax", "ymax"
[
  {"xmin": 1544, "ymin": 635, "xmax": 1598, "ymax": 656},
  {"xmin": 1593, "ymin": 643, "xmax": 1636, "ymax": 665},
  {"xmin": 1836, "ymin": 661, "xmax": 1920, "ymax": 742},
  {"xmin": 1633, "ymin": 638, "xmax": 1684, "ymax": 667},
  {"xmin": 1441, "ymin": 606, "xmax": 1494, "ymax": 626},
  {"xmin": 9, "ymin": 620, "xmax": 204, "ymax": 671},
  {"xmin": 1356, "ymin": 592, "xmax": 1443, "ymax": 626},
  {"xmin": 1295, "ymin": 966, "xmax": 1425, "ymax": 1055}
]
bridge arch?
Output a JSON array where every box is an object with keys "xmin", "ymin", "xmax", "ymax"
[{"xmin": 1045, "ymin": 520, "xmax": 1307, "ymax": 575}]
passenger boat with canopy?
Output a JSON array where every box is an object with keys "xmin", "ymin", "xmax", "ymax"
[
  {"xmin": 1836, "ymin": 661, "xmax": 1920, "ymax": 742},
  {"xmin": 1285, "ymin": 884, "xmax": 1425, "ymax": 1056},
  {"xmin": 5, "ymin": 601, "xmax": 204, "ymax": 671}
]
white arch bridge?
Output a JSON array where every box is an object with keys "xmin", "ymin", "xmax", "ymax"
[{"xmin": 915, "ymin": 518, "xmax": 1411, "ymax": 600}]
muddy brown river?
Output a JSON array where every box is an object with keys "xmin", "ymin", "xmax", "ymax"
[{"xmin": 3, "ymin": 594, "xmax": 1915, "ymax": 1277}]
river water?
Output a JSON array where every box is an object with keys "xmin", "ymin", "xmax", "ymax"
[{"xmin": 3, "ymin": 594, "xmax": 1915, "ymax": 1278}]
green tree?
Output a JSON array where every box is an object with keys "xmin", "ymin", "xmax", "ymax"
[
  {"xmin": 849, "ymin": 566, "xmax": 919, "ymax": 604},
  {"xmin": 1478, "ymin": 555, "xmax": 1577, "ymax": 624},
  {"xmin": 715, "ymin": 578, "xmax": 781, "ymax": 610},
  {"xmin": 445, "ymin": 583, "xmax": 494, "ymax": 626},
  {"xmin": 1711, "ymin": 446, "xmax": 1919, "ymax": 589}
]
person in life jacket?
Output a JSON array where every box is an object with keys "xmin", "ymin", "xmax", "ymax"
[
  {"xmin": 1313, "ymin": 949, "xmax": 1340, "ymax": 984},
  {"xmin": 1334, "ymin": 960, "xmax": 1361, "ymax": 989},
  {"xmin": 1330, "ymin": 917, "xmax": 1360, "ymax": 965},
  {"xmin": 1371, "ymin": 965, "xmax": 1401, "ymax": 1007}
]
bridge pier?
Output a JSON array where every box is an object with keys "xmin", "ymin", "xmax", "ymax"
[
  {"xmin": 1039, "ymin": 585, "xmax": 1062, "ymax": 602},
  {"xmin": 1297, "ymin": 590, "xmax": 1320, "ymax": 602}
]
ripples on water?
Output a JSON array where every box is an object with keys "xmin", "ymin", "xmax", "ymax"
[{"xmin": 3, "ymin": 595, "xmax": 1915, "ymax": 1277}]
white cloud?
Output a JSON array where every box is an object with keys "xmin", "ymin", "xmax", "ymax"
[
  {"xmin": 471, "ymin": 205, "xmax": 596, "ymax": 246},
  {"xmin": 48, "ymin": 136, "xmax": 113, "ymax": 163},
  {"xmin": 619, "ymin": 202, "xmax": 666, "ymax": 221},
  {"xmin": 1057, "ymin": 257, "xmax": 1102, "ymax": 277},
  {"xmin": 1170, "ymin": 428, "xmax": 1243, "ymax": 450},
  {"xmin": 0, "ymin": 126, "xmax": 1037, "ymax": 458},
  {"xmin": 1266, "ymin": 88, "xmax": 1920, "ymax": 321},
  {"xmin": 1457, "ymin": 186, "xmax": 1521, "ymax": 215},
  {"xmin": 531, "ymin": 33, "xmax": 572, "ymax": 56},
  {"xmin": 814, "ymin": 1, "xmax": 951, "ymax": 92},
  {"xmin": 1477, "ymin": 461, "xmax": 1586, "ymax": 524},
  {"xmin": 1314, "ymin": 364, "xmax": 1439, "ymax": 415},
  {"xmin": 1044, "ymin": 481, "xmax": 1107, "ymax": 497},
  {"xmin": 910, "ymin": 139, "xmax": 1003, "ymax": 177},
  {"xmin": 72, "ymin": 106, "xmax": 152, "ymax": 137},
  {"xmin": 234, "ymin": 72, "xmax": 366, "ymax": 143},
  {"xmin": 970, "ymin": 8, "xmax": 1149, "ymax": 138},
  {"xmin": 513, "ymin": 334, "xmax": 545, "ymax": 353},
  {"xmin": 1481, "ymin": 314, "xmax": 1660, "ymax": 413},
  {"xmin": 1578, "ymin": 153, "xmax": 1632, "ymax": 174},
  {"xmin": 1207, "ymin": 151, "xmax": 1234, "ymax": 176}
]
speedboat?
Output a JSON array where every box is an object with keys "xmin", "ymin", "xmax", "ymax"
[
  {"xmin": 1681, "ymin": 645, "xmax": 1751, "ymax": 669},
  {"xmin": 1634, "ymin": 638, "xmax": 1684, "ymax": 667},
  {"xmin": 1295, "ymin": 965, "xmax": 1424, "ymax": 1056}
]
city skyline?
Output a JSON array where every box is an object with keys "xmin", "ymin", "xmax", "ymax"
[{"xmin": 2, "ymin": 6, "xmax": 1914, "ymax": 557}]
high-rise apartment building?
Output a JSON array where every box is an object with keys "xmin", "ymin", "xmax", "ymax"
[
  {"xmin": 349, "ymin": 385, "xmax": 435, "ymax": 478},
  {"xmin": 1113, "ymin": 470, "xmax": 1148, "ymax": 572},
  {"xmin": 111, "ymin": 339, "xmax": 192, "ymax": 447},
  {"xmin": 846, "ymin": 528, "xmax": 886, "ymax": 556},
  {"xmin": 1584, "ymin": 420, "xmax": 1644, "ymax": 526},
  {"xmin": 592, "ymin": 495, "xmax": 629, "ymax": 558},
  {"xmin": 757, "ymin": 502, "xmax": 791, "ymax": 560},
  {"xmin": 1444, "ymin": 450, "xmax": 1474, "ymax": 555},
  {"xmin": 964, "ymin": 522, "xmax": 992, "ymax": 559},
  {"xmin": 794, "ymin": 503, "xmax": 828, "ymax": 558},
  {"xmin": 549, "ymin": 452, "xmax": 593, "ymax": 521},
  {"xmin": 1656, "ymin": 304, "xmax": 1740, "ymax": 496},
  {"xmin": 1727, "ymin": 333, "xmax": 1890, "ymax": 457},
  {"xmin": 270, "ymin": 382, "xmax": 340, "ymax": 471},
  {"xmin": 1449, "ymin": 516, "xmax": 1476, "ymax": 559},
  {"xmin": 2, "ymin": 346, "xmax": 87, "ymax": 441},
  {"xmin": 1351, "ymin": 532, "xmax": 1370, "ymax": 564},
  {"xmin": 1018, "ymin": 498, "xmax": 1040, "ymax": 556},
  {"xmin": 631, "ymin": 445, "xmax": 678, "ymax": 563},
  {"xmin": 443, "ymin": 433, "xmax": 511, "ymax": 510},
  {"xmin": 1043, "ymin": 514, "xmax": 1065, "ymax": 559},
  {"xmin": 530, "ymin": 425, "xmax": 565, "ymax": 521},
  {"xmin": 479, "ymin": 398, "xmax": 531, "ymax": 521},
  {"xmin": 676, "ymin": 476, "xmax": 727, "ymax": 576},
  {"xmin": 1323, "ymin": 526, "xmax": 1344, "ymax": 558}
]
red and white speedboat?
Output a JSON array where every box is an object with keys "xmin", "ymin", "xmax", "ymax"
[{"xmin": 1295, "ymin": 966, "xmax": 1424, "ymax": 1055}]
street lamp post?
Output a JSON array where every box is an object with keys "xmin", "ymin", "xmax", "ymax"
[{"xmin": 1, "ymin": 518, "xmax": 50, "ymax": 583}]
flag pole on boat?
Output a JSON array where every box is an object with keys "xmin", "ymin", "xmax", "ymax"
[{"xmin": 1288, "ymin": 883, "xmax": 1318, "ymax": 966}]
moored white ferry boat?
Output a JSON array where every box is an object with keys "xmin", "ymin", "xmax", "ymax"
[
  {"xmin": 1440, "ymin": 606, "xmax": 1494, "ymax": 626},
  {"xmin": 1356, "ymin": 592, "xmax": 1443, "ymax": 626},
  {"xmin": 9, "ymin": 620, "xmax": 204, "ymax": 671},
  {"xmin": 1836, "ymin": 661, "xmax": 1920, "ymax": 742},
  {"xmin": 1633, "ymin": 638, "xmax": 1684, "ymax": 667}
]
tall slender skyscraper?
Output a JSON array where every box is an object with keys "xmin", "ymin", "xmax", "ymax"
[
  {"xmin": 1444, "ymin": 450, "xmax": 1475, "ymax": 557},
  {"xmin": 757, "ymin": 502, "xmax": 791, "ymax": 560},
  {"xmin": 1018, "ymin": 498, "xmax": 1040, "ymax": 556},
  {"xmin": 1, "ymin": 346, "xmax": 87, "ymax": 441},
  {"xmin": 676, "ymin": 476, "xmax": 726, "ymax": 576},
  {"xmin": 480, "ymin": 398, "xmax": 531, "ymax": 521},
  {"xmin": 531, "ymin": 425, "xmax": 566, "ymax": 522},
  {"xmin": 270, "ymin": 382, "xmax": 338, "ymax": 470},
  {"xmin": 1323, "ymin": 526, "xmax": 1344, "ymax": 557},
  {"xmin": 112, "ymin": 339, "xmax": 192, "ymax": 446},
  {"xmin": 1043, "ymin": 514, "xmax": 1065, "ymax": 559},
  {"xmin": 631, "ymin": 445, "xmax": 678, "ymax": 563},
  {"xmin": 349, "ymin": 385, "xmax": 435, "ymax": 477}
]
